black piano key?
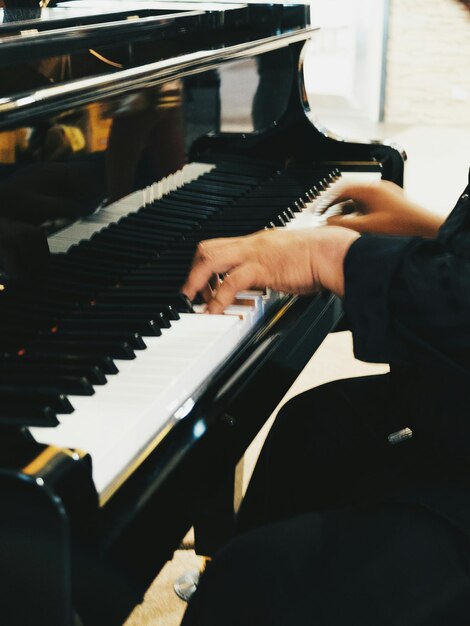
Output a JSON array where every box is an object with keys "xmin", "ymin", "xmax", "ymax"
[
  {"xmin": 152, "ymin": 311, "xmax": 172, "ymax": 329},
  {"xmin": 100, "ymin": 285, "xmax": 181, "ymax": 297},
  {"xmin": 121, "ymin": 275, "xmax": 187, "ymax": 290},
  {"xmin": 149, "ymin": 200, "xmax": 217, "ymax": 217},
  {"xmin": 115, "ymin": 215, "xmax": 188, "ymax": 233},
  {"xmin": 0, "ymin": 362, "xmax": 106, "ymax": 384},
  {"xmin": 47, "ymin": 263, "xmax": 119, "ymax": 284},
  {"xmin": 209, "ymin": 175, "xmax": 267, "ymax": 185},
  {"xmin": 38, "ymin": 282, "xmax": 97, "ymax": 301},
  {"xmin": 36, "ymin": 329, "xmax": 147, "ymax": 350},
  {"xmin": 184, "ymin": 191, "xmax": 245, "ymax": 203},
  {"xmin": 65, "ymin": 250, "xmax": 130, "ymax": 273},
  {"xmin": 0, "ymin": 316, "xmax": 47, "ymax": 334},
  {"xmin": 0, "ymin": 303, "xmax": 79, "ymax": 323},
  {"xmin": 26, "ymin": 340, "xmax": 136, "ymax": 360},
  {"xmin": 91, "ymin": 229, "xmax": 170, "ymax": 249},
  {"xmin": 41, "ymin": 276, "xmax": 103, "ymax": 295},
  {"xmin": 96, "ymin": 291, "xmax": 193, "ymax": 312},
  {"xmin": 88, "ymin": 303, "xmax": 180, "ymax": 320},
  {"xmin": 9, "ymin": 352, "xmax": 119, "ymax": 375},
  {"xmin": 85, "ymin": 309, "xmax": 171, "ymax": 329},
  {"xmin": 157, "ymin": 242, "xmax": 198, "ymax": 256},
  {"xmin": 104, "ymin": 225, "xmax": 179, "ymax": 245},
  {"xmin": 0, "ymin": 404, "xmax": 58, "ymax": 427},
  {"xmin": 202, "ymin": 172, "xmax": 260, "ymax": 184},
  {"xmin": 235, "ymin": 197, "xmax": 301, "ymax": 208},
  {"xmin": 59, "ymin": 317, "xmax": 162, "ymax": 336},
  {"xmin": 123, "ymin": 211, "xmax": 197, "ymax": 228},
  {"xmin": 142, "ymin": 206, "xmax": 209, "ymax": 221},
  {"xmin": 194, "ymin": 227, "xmax": 250, "ymax": 238},
  {"xmin": 131, "ymin": 260, "xmax": 189, "ymax": 271},
  {"xmin": 0, "ymin": 387, "xmax": 74, "ymax": 414},
  {"xmin": 94, "ymin": 232, "xmax": 166, "ymax": 252},
  {"xmin": 117, "ymin": 217, "xmax": 196, "ymax": 236},
  {"xmin": 0, "ymin": 374, "xmax": 94, "ymax": 395},
  {"xmin": 189, "ymin": 174, "xmax": 252, "ymax": 190},
  {"xmin": 208, "ymin": 218, "xmax": 282, "ymax": 228},
  {"xmin": 222, "ymin": 208, "xmax": 292, "ymax": 224},
  {"xmin": 156, "ymin": 199, "xmax": 223, "ymax": 214},
  {"xmin": 74, "ymin": 240, "xmax": 153, "ymax": 263},
  {"xmin": 131, "ymin": 274, "xmax": 189, "ymax": 287},
  {"xmin": 170, "ymin": 191, "xmax": 231, "ymax": 206}
]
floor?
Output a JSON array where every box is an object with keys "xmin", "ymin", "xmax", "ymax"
[{"xmin": 124, "ymin": 108, "xmax": 470, "ymax": 626}]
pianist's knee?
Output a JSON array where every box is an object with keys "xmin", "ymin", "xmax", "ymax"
[
  {"xmin": 181, "ymin": 513, "xmax": 325, "ymax": 626},
  {"xmin": 239, "ymin": 375, "xmax": 392, "ymax": 528},
  {"xmin": 262, "ymin": 375, "xmax": 392, "ymax": 479},
  {"xmin": 183, "ymin": 505, "xmax": 470, "ymax": 626}
]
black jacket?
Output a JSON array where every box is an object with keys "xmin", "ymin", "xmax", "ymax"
[{"xmin": 344, "ymin": 170, "xmax": 470, "ymax": 534}]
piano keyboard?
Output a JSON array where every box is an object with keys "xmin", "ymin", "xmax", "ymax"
[
  {"xmin": 47, "ymin": 162, "xmax": 216, "ymax": 255},
  {"xmin": 3, "ymin": 158, "xmax": 380, "ymax": 502}
]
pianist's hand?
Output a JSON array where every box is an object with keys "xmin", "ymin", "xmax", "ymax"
[
  {"xmin": 323, "ymin": 179, "xmax": 443, "ymax": 238},
  {"xmin": 182, "ymin": 226, "xmax": 359, "ymax": 314}
]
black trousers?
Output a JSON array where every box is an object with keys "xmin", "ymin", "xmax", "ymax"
[{"xmin": 181, "ymin": 375, "xmax": 470, "ymax": 626}]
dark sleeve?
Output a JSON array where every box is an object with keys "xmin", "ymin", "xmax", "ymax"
[{"xmin": 343, "ymin": 231, "xmax": 470, "ymax": 373}]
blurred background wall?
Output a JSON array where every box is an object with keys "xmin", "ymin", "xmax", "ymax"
[{"xmin": 306, "ymin": 0, "xmax": 470, "ymax": 127}]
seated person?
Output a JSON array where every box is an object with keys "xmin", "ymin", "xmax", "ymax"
[{"xmin": 179, "ymin": 166, "xmax": 470, "ymax": 625}]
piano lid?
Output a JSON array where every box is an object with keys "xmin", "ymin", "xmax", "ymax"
[
  {"xmin": 56, "ymin": 1, "xmax": 245, "ymax": 9},
  {"xmin": 0, "ymin": 5, "xmax": 205, "ymax": 31},
  {"xmin": 0, "ymin": 1, "xmax": 309, "ymax": 70}
]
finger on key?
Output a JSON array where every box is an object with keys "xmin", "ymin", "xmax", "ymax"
[
  {"xmin": 182, "ymin": 239, "xmax": 245, "ymax": 301},
  {"xmin": 206, "ymin": 264, "xmax": 258, "ymax": 314},
  {"xmin": 319, "ymin": 197, "xmax": 357, "ymax": 216}
]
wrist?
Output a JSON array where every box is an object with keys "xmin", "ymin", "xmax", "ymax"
[
  {"xmin": 418, "ymin": 212, "xmax": 444, "ymax": 238},
  {"xmin": 313, "ymin": 227, "xmax": 360, "ymax": 297}
]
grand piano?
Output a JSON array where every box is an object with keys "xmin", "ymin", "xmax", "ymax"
[{"xmin": 0, "ymin": 2, "xmax": 405, "ymax": 625}]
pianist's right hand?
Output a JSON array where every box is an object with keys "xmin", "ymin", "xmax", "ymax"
[{"xmin": 182, "ymin": 226, "xmax": 359, "ymax": 314}]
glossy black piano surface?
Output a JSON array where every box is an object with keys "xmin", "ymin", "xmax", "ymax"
[{"xmin": 0, "ymin": 3, "xmax": 404, "ymax": 625}]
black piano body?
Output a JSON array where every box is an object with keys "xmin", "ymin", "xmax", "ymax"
[{"xmin": 0, "ymin": 3, "xmax": 405, "ymax": 625}]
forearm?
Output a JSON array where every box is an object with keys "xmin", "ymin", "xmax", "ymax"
[{"xmin": 392, "ymin": 200, "xmax": 444, "ymax": 238}]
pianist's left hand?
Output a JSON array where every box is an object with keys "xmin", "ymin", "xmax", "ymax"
[
  {"xmin": 322, "ymin": 179, "xmax": 444, "ymax": 238},
  {"xmin": 182, "ymin": 226, "xmax": 359, "ymax": 314}
]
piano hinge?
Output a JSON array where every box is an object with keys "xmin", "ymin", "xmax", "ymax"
[{"xmin": 20, "ymin": 29, "xmax": 39, "ymax": 37}]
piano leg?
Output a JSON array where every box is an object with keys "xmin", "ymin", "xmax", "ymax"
[
  {"xmin": 0, "ymin": 472, "xmax": 73, "ymax": 626},
  {"xmin": 174, "ymin": 470, "xmax": 237, "ymax": 603},
  {"xmin": 193, "ymin": 466, "xmax": 236, "ymax": 557}
]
